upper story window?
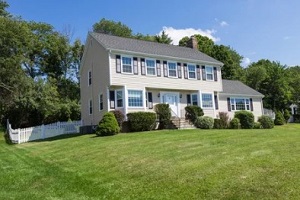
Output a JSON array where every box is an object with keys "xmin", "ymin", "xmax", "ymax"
[
  {"xmin": 88, "ymin": 70, "xmax": 92, "ymax": 85},
  {"xmin": 206, "ymin": 66, "xmax": 213, "ymax": 81},
  {"xmin": 201, "ymin": 93, "xmax": 213, "ymax": 108},
  {"xmin": 121, "ymin": 56, "xmax": 133, "ymax": 73},
  {"xmin": 230, "ymin": 98, "xmax": 250, "ymax": 111},
  {"xmin": 128, "ymin": 90, "xmax": 143, "ymax": 107},
  {"xmin": 168, "ymin": 62, "xmax": 177, "ymax": 77},
  {"xmin": 188, "ymin": 64, "xmax": 196, "ymax": 79},
  {"xmin": 146, "ymin": 59, "xmax": 156, "ymax": 75}
]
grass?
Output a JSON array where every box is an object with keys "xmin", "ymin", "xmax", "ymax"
[{"xmin": 0, "ymin": 124, "xmax": 300, "ymax": 200}]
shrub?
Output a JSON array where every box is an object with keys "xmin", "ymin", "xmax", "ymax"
[
  {"xmin": 283, "ymin": 109, "xmax": 291, "ymax": 123},
  {"xmin": 185, "ymin": 105, "xmax": 204, "ymax": 123},
  {"xmin": 154, "ymin": 103, "xmax": 171, "ymax": 129},
  {"xmin": 95, "ymin": 112, "xmax": 120, "ymax": 136},
  {"xmin": 127, "ymin": 112, "xmax": 156, "ymax": 132},
  {"xmin": 218, "ymin": 112, "xmax": 229, "ymax": 128},
  {"xmin": 229, "ymin": 118, "xmax": 240, "ymax": 129},
  {"xmin": 294, "ymin": 114, "xmax": 300, "ymax": 123},
  {"xmin": 195, "ymin": 116, "xmax": 214, "ymax": 129},
  {"xmin": 253, "ymin": 122, "xmax": 262, "ymax": 129},
  {"xmin": 274, "ymin": 111, "xmax": 285, "ymax": 125},
  {"xmin": 110, "ymin": 110, "xmax": 125, "ymax": 128},
  {"xmin": 213, "ymin": 118, "xmax": 222, "ymax": 129},
  {"xmin": 258, "ymin": 115, "xmax": 274, "ymax": 129},
  {"xmin": 234, "ymin": 111, "xmax": 254, "ymax": 129}
]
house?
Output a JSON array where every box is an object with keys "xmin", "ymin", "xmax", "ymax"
[{"xmin": 79, "ymin": 32, "xmax": 264, "ymax": 129}]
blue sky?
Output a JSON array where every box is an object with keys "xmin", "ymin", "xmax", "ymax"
[{"xmin": 7, "ymin": 0, "xmax": 300, "ymax": 67}]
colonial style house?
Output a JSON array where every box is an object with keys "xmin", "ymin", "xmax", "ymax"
[{"xmin": 80, "ymin": 32, "xmax": 264, "ymax": 128}]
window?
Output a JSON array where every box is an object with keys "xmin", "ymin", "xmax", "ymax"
[
  {"xmin": 206, "ymin": 66, "xmax": 213, "ymax": 80},
  {"xmin": 121, "ymin": 56, "xmax": 133, "ymax": 73},
  {"xmin": 191, "ymin": 94, "xmax": 198, "ymax": 105},
  {"xmin": 146, "ymin": 59, "xmax": 156, "ymax": 75},
  {"xmin": 88, "ymin": 71, "xmax": 92, "ymax": 85},
  {"xmin": 168, "ymin": 62, "xmax": 177, "ymax": 77},
  {"xmin": 116, "ymin": 90, "xmax": 123, "ymax": 107},
  {"xmin": 89, "ymin": 99, "xmax": 93, "ymax": 115},
  {"xmin": 230, "ymin": 98, "xmax": 250, "ymax": 111},
  {"xmin": 128, "ymin": 90, "xmax": 143, "ymax": 107},
  {"xmin": 188, "ymin": 64, "xmax": 196, "ymax": 79},
  {"xmin": 99, "ymin": 94, "xmax": 103, "ymax": 111},
  {"xmin": 202, "ymin": 93, "xmax": 213, "ymax": 108}
]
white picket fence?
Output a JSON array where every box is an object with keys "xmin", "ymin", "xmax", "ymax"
[{"xmin": 6, "ymin": 120, "xmax": 82, "ymax": 144}]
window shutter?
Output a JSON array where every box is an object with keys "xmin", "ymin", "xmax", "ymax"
[
  {"xmin": 227, "ymin": 97, "xmax": 231, "ymax": 111},
  {"xmin": 214, "ymin": 95, "xmax": 219, "ymax": 110},
  {"xmin": 196, "ymin": 65, "xmax": 201, "ymax": 80},
  {"xmin": 163, "ymin": 61, "xmax": 168, "ymax": 77},
  {"xmin": 202, "ymin": 66, "xmax": 206, "ymax": 80},
  {"xmin": 177, "ymin": 63, "xmax": 182, "ymax": 78},
  {"xmin": 148, "ymin": 92, "xmax": 153, "ymax": 109},
  {"xmin": 133, "ymin": 57, "xmax": 138, "ymax": 75},
  {"xmin": 250, "ymin": 98, "xmax": 254, "ymax": 111},
  {"xmin": 187, "ymin": 94, "xmax": 191, "ymax": 105},
  {"xmin": 109, "ymin": 90, "xmax": 115, "ymax": 109},
  {"xmin": 213, "ymin": 67, "xmax": 218, "ymax": 81},
  {"xmin": 183, "ymin": 63, "xmax": 188, "ymax": 79},
  {"xmin": 116, "ymin": 55, "xmax": 121, "ymax": 73},
  {"xmin": 156, "ymin": 60, "xmax": 161, "ymax": 77},
  {"xmin": 141, "ymin": 58, "xmax": 146, "ymax": 75}
]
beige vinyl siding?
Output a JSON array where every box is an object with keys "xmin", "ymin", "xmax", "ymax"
[
  {"xmin": 110, "ymin": 53, "xmax": 222, "ymax": 92},
  {"xmin": 80, "ymin": 36, "xmax": 110, "ymax": 126},
  {"xmin": 218, "ymin": 95, "xmax": 263, "ymax": 121}
]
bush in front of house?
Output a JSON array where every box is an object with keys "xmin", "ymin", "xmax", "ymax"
[
  {"xmin": 234, "ymin": 111, "xmax": 254, "ymax": 129},
  {"xmin": 127, "ymin": 112, "xmax": 156, "ymax": 132},
  {"xmin": 154, "ymin": 103, "xmax": 171, "ymax": 129},
  {"xmin": 110, "ymin": 110, "xmax": 125, "ymax": 128},
  {"xmin": 213, "ymin": 118, "xmax": 222, "ymax": 129},
  {"xmin": 253, "ymin": 122, "xmax": 262, "ymax": 129},
  {"xmin": 185, "ymin": 105, "xmax": 204, "ymax": 123},
  {"xmin": 229, "ymin": 118, "xmax": 240, "ymax": 129},
  {"xmin": 283, "ymin": 109, "xmax": 291, "ymax": 123},
  {"xmin": 195, "ymin": 116, "xmax": 214, "ymax": 129},
  {"xmin": 258, "ymin": 115, "xmax": 274, "ymax": 129},
  {"xmin": 96, "ymin": 112, "xmax": 120, "ymax": 136},
  {"xmin": 218, "ymin": 112, "xmax": 230, "ymax": 128},
  {"xmin": 274, "ymin": 111, "xmax": 285, "ymax": 125}
]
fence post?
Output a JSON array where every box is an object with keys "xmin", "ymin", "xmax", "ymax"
[
  {"xmin": 18, "ymin": 128, "xmax": 21, "ymax": 144},
  {"xmin": 41, "ymin": 124, "xmax": 45, "ymax": 139}
]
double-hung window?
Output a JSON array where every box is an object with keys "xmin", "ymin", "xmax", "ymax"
[
  {"xmin": 168, "ymin": 62, "xmax": 177, "ymax": 77},
  {"xmin": 230, "ymin": 98, "xmax": 250, "ymax": 111},
  {"xmin": 121, "ymin": 56, "xmax": 133, "ymax": 73},
  {"xmin": 146, "ymin": 59, "xmax": 156, "ymax": 75},
  {"xmin": 128, "ymin": 90, "xmax": 143, "ymax": 107},
  {"xmin": 116, "ymin": 90, "xmax": 123, "ymax": 107},
  {"xmin": 99, "ymin": 94, "xmax": 103, "ymax": 110},
  {"xmin": 188, "ymin": 64, "xmax": 196, "ymax": 79},
  {"xmin": 206, "ymin": 66, "xmax": 213, "ymax": 80},
  {"xmin": 88, "ymin": 70, "xmax": 92, "ymax": 85},
  {"xmin": 191, "ymin": 94, "xmax": 198, "ymax": 105},
  {"xmin": 201, "ymin": 93, "xmax": 213, "ymax": 108},
  {"xmin": 89, "ymin": 99, "xmax": 93, "ymax": 115}
]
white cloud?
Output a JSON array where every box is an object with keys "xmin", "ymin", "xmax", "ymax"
[
  {"xmin": 158, "ymin": 26, "xmax": 220, "ymax": 45},
  {"xmin": 220, "ymin": 21, "xmax": 229, "ymax": 27},
  {"xmin": 242, "ymin": 57, "xmax": 251, "ymax": 67}
]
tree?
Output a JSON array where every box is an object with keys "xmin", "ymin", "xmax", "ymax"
[
  {"xmin": 0, "ymin": 0, "xmax": 10, "ymax": 17},
  {"xmin": 179, "ymin": 36, "xmax": 189, "ymax": 47},
  {"xmin": 245, "ymin": 60, "xmax": 268, "ymax": 90},
  {"xmin": 154, "ymin": 31, "xmax": 172, "ymax": 44},
  {"xmin": 93, "ymin": 18, "xmax": 132, "ymax": 37},
  {"xmin": 286, "ymin": 66, "xmax": 300, "ymax": 108}
]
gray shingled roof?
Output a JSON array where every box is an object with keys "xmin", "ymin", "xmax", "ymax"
[
  {"xmin": 221, "ymin": 80, "xmax": 264, "ymax": 97},
  {"xmin": 90, "ymin": 32, "xmax": 223, "ymax": 65}
]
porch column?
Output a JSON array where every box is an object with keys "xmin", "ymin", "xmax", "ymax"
[
  {"xmin": 143, "ymin": 87, "xmax": 147, "ymax": 111},
  {"xmin": 198, "ymin": 90, "xmax": 201, "ymax": 107},
  {"xmin": 124, "ymin": 85, "xmax": 128, "ymax": 118}
]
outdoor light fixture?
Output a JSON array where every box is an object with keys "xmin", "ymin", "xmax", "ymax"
[{"xmin": 157, "ymin": 93, "xmax": 160, "ymax": 98}]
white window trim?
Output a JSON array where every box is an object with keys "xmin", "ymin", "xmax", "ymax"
[
  {"xmin": 116, "ymin": 90, "xmax": 124, "ymax": 108},
  {"xmin": 89, "ymin": 99, "xmax": 93, "ymax": 115},
  {"xmin": 230, "ymin": 97, "xmax": 250, "ymax": 111},
  {"xmin": 187, "ymin": 64, "xmax": 196, "ymax": 79},
  {"xmin": 145, "ymin": 58, "xmax": 156, "ymax": 76},
  {"xmin": 167, "ymin": 61, "xmax": 178, "ymax": 78},
  {"xmin": 121, "ymin": 55, "xmax": 133, "ymax": 74},
  {"xmin": 201, "ymin": 92, "xmax": 214, "ymax": 109},
  {"xmin": 205, "ymin": 66, "xmax": 214, "ymax": 81},
  {"xmin": 99, "ymin": 93, "xmax": 103, "ymax": 111},
  {"xmin": 88, "ymin": 70, "xmax": 92, "ymax": 86},
  {"xmin": 127, "ymin": 89, "xmax": 144, "ymax": 108}
]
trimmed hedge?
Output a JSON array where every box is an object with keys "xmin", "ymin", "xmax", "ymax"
[
  {"xmin": 218, "ymin": 112, "xmax": 229, "ymax": 129},
  {"xmin": 258, "ymin": 115, "xmax": 274, "ymax": 129},
  {"xmin": 213, "ymin": 118, "xmax": 222, "ymax": 129},
  {"xmin": 229, "ymin": 118, "xmax": 240, "ymax": 129},
  {"xmin": 195, "ymin": 116, "xmax": 214, "ymax": 129},
  {"xmin": 154, "ymin": 103, "xmax": 171, "ymax": 129},
  {"xmin": 234, "ymin": 111, "xmax": 254, "ymax": 129},
  {"xmin": 110, "ymin": 110, "xmax": 125, "ymax": 128},
  {"xmin": 274, "ymin": 111, "xmax": 285, "ymax": 125},
  {"xmin": 96, "ymin": 112, "xmax": 120, "ymax": 136},
  {"xmin": 253, "ymin": 122, "xmax": 262, "ymax": 129},
  {"xmin": 185, "ymin": 106, "xmax": 204, "ymax": 123},
  {"xmin": 127, "ymin": 112, "xmax": 156, "ymax": 132}
]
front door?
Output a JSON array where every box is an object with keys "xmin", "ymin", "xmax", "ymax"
[{"xmin": 162, "ymin": 93, "xmax": 178, "ymax": 117}]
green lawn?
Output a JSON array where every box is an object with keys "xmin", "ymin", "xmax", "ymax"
[{"xmin": 1, "ymin": 125, "xmax": 300, "ymax": 200}]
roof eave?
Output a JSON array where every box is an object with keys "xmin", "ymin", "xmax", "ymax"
[{"xmin": 219, "ymin": 93, "xmax": 264, "ymax": 98}]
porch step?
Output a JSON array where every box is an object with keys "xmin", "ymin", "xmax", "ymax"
[{"xmin": 170, "ymin": 118, "xmax": 196, "ymax": 129}]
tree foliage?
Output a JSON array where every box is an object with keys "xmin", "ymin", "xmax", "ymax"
[{"xmin": 93, "ymin": 18, "xmax": 132, "ymax": 37}]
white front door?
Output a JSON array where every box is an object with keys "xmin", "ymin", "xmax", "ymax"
[{"xmin": 162, "ymin": 93, "xmax": 179, "ymax": 117}]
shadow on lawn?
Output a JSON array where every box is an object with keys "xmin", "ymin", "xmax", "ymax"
[{"xmin": 29, "ymin": 133, "xmax": 85, "ymax": 143}]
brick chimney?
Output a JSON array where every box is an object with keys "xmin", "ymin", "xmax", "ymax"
[{"xmin": 187, "ymin": 35, "xmax": 198, "ymax": 50}]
